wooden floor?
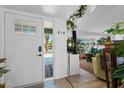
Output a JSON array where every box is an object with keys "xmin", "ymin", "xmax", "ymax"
[
  {"xmin": 27, "ymin": 69, "xmax": 107, "ymax": 88},
  {"xmin": 66, "ymin": 69, "xmax": 107, "ymax": 88}
]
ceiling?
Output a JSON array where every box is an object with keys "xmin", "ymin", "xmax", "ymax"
[
  {"xmin": 1, "ymin": 5, "xmax": 124, "ymax": 40},
  {"xmin": 77, "ymin": 5, "xmax": 124, "ymax": 39},
  {"xmin": 0, "ymin": 5, "xmax": 78, "ymax": 19}
]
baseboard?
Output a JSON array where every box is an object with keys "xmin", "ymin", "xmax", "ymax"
[
  {"xmin": 15, "ymin": 81, "xmax": 43, "ymax": 88},
  {"xmin": 54, "ymin": 74, "xmax": 68, "ymax": 80}
]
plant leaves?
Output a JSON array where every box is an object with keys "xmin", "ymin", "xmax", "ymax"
[
  {"xmin": 112, "ymin": 63, "xmax": 124, "ymax": 79},
  {"xmin": 66, "ymin": 5, "xmax": 87, "ymax": 31},
  {"xmin": 0, "ymin": 69, "xmax": 9, "ymax": 77},
  {"xmin": 112, "ymin": 70, "xmax": 124, "ymax": 78}
]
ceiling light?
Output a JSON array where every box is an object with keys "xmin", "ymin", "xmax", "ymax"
[{"xmin": 41, "ymin": 5, "xmax": 57, "ymax": 14}]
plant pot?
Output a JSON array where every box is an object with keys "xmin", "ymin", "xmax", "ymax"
[{"xmin": 0, "ymin": 83, "xmax": 5, "ymax": 88}]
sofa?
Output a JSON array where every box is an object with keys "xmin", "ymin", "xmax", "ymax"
[{"xmin": 92, "ymin": 54, "xmax": 111, "ymax": 81}]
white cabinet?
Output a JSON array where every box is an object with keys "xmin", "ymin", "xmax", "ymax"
[{"xmin": 68, "ymin": 54, "xmax": 80, "ymax": 76}]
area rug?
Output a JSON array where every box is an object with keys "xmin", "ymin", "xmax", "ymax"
[{"xmin": 80, "ymin": 60, "xmax": 94, "ymax": 74}]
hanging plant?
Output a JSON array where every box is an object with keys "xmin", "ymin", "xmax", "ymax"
[{"xmin": 66, "ymin": 5, "xmax": 87, "ymax": 31}]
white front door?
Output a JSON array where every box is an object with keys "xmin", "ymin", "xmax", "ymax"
[{"xmin": 5, "ymin": 13, "xmax": 43, "ymax": 87}]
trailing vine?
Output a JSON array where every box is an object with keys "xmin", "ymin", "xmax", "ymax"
[{"xmin": 66, "ymin": 5, "xmax": 87, "ymax": 31}]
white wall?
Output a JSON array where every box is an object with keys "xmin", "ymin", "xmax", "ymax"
[
  {"xmin": 0, "ymin": 8, "xmax": 5, "ymax": 85},
  {"xmin": 54, "ymin": 18, "xmax": 68, "ymax": 79},
  {"xmin": 0, "ymin": 8, "xmax": 4, "ymax": 58}
]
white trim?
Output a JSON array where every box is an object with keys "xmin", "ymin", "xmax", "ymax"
[
  {"xmin": 52, "ymin": 19, "xmax": 56, "ymax": 81},
  {"xmin": 15, "ymin": 81, "xmax": 43, "ymax": 88},
  {"xmin": 45, "ymin": 77, "xmax": 54, "ymax": 82}
]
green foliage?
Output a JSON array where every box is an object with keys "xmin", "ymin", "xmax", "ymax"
[
  {"xmin": 104, "ymin": 21, "xmax": 124, "ymax": 84},
  {"xmin": 97, "ymin": 37, "xmax": 111, "ymax": 45},
  {"xmin": 66, "ymin": 5, "xmax": 87, "ymax": 31},
  {"xmin": 0, "ymin": 59, "xmax": 9, "ymax": 78},
  {"xmin": 90, "ymin": 48, "xmax": 99, "ymax": 56},
  {"xmin": 77, "ymin": 40, "xmax": 91, "ymax": 54},
  {"xmin": 0, "ymin": 67, "xmax": 9, "ymax": 77},
  {"xmin": 111, "ymin": 41, "xmax": 124, "ymax": 84},
  {"xmin": 97, "ymin": 38, "xmax": 104, "ymax": 45},
  {"xmin": 66, "ymin": 19, "xmax": 75, "ymax": 31},
  {"xmin": 112, "ymin": 63, "xmax": 124, "ymax": 83},
  {"xmin": 105, "ymin": 22, "xmax": 124, "ymax": 34},
  {"xmin": 114, "ymin": 41, "xmax": 124, "ymax": 57}
]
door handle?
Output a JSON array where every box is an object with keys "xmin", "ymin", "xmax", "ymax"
[
  {"xmin": 36, "ymin": 54, "xmax": 42, "ymax": 56},
  {"xmin": 38, "ymin": 46, "xmax": 42, "ymax": 52}
]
